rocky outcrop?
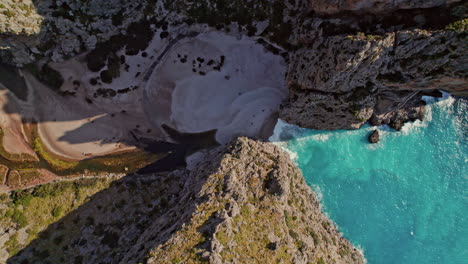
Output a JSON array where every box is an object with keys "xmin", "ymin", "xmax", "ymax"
[
  {"xmin": 309, "ymin": 0, "xmax": 464, "ymax": 14},
  {"xmin": 8, "ymin": 138, "xmax": 363, "ymax": 264},
  {"xmin": 133, "ymin": 137, "xmax": 363, "ymax": 264},
  {"xmin": 0, "ymin": 0, "xmax": 156, "ymax": 65},
  {"xmin": 281, "ymin": 3, "xmax": 467, "ymax": 130},
  {"xmin": 368, "ymin": 130, "xmax": 380, "ymax": 143}
]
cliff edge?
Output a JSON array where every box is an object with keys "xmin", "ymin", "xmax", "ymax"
[{"xmin": 142, "ymin": 137, "xmax": 363, "ymax": 264}]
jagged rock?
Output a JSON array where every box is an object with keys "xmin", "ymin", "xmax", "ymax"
[{"xmin": 368, "ymin": 130, "xmax": 380, "ymax": 143}]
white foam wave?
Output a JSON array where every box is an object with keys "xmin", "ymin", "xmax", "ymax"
[
  {"xmin": 398, "ymin": 92, "xmax": 456, "ymax": 136},
  {"xmin": 399, "ymin": 119, "xmax": 427, "ymax": 135},
  {"xmin": 271, "ymin": 143, "xmax": 298, "ymax": 163},
  {"xmin": 309, "ymin": 133, "xmax": 331, "ymax": 142},
  {"xmin": 268, "ymin": 119, "xmax": 293, "ymax": 142}
]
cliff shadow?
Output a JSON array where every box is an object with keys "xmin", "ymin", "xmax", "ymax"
[{"xmin": 6, "ymin": 145, "xmax": 223, "ymax": 263}]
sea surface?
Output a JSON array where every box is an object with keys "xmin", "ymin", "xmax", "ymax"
[{"xmin": 271, "ymin": 95, "xmax": 467, "ymax": 264}]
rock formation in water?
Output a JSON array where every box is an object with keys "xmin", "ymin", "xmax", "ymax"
[
  {"xmin": 368, "ymin": 130, "xmax": 380, "ymax": 143},
  {"xmin": 6, "ymin": 138, "xmax": 363, "ymax": 264}
]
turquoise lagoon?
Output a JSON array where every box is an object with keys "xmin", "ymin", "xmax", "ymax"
[{"xmin": 271, "ymin": 95, "xmax": 467, "ymax": 263}]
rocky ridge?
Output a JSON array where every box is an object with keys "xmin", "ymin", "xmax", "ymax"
[{"xmin": 6, "ymin": 138, "xmax": 363, "ymax": 264}]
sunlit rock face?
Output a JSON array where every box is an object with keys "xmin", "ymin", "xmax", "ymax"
[{"xmin": 144, "ymin": 32, "xmax": 288, "ymax": 144}]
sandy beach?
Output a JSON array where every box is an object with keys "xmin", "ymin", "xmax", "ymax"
[
  {"xmin": 144, "ymin": 31, "xmax": 287, "ymax": 144},
  {"xmin": 0, "ymin": 30, "xmax": 287, "ymax": 163},
  {"xmin": 0, "ymin": 87, "xmax": 37, "ymax": 159}
]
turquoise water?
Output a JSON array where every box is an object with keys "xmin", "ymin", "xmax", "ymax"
[{"xmin": 272, "ymin": 96, "xmax": 468, "ymax": 263}]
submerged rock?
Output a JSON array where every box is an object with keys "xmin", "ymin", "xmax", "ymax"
[{"xmin": 368, "ymin": 130, "xmax": 380, "ymax": 143}]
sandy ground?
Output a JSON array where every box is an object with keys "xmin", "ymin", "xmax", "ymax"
[
  {"xmin": 23, "ymin": 69, "xmax": 150, "ymax": 160},
  {"xmin": 0, "ymin": 28, "xmax": 170, "ymax": 161},
  {"xmin": 144, "ymin": 31, "xmax": 287, "ymax": 144},
  {"xmin": 0, "ymin": 86, "xmax": 37, "ymax": 158},
  {"xmin": 14, "ymin": 32, "xmax": 173, "ymax": 160},
  {"xmin": 0, "ymin": 28, "xmax": 287, "ymax": 161}
]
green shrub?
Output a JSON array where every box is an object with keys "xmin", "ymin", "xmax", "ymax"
[
  {"xmin": 11, "ymin": 191, "xmax": 33, "ymax": 206},
  {"xmin": 317, "ymin": 257, "xmax": 326, "ymax": 264},
  {"xmin": 33, "ymin": 182, "xmax": 73, "ymax": 197},
  {"xmin": 445, "ymin": 18, "xmax": 468, "ymax": 32},
  {"xmin": 52, "ymin": 205, "xmax": 65, "ymax": 218},
  {"xmin": 0, "ymin": 193, "xmax": 9, "ymax": 202},
  {"xmin": 40, "ymin": 64, "xmax": 64, "ymax": 91},
  {"xmin": 2, "ymin": 10, "xmax": 15, "ymax": 18},
  {"xmin": 310, "ymin": 230, "xmax": 320, "ymax": 245},
  {"xmin": 11, "ymin": 209, "xmax": 28, "ymax": 228}
]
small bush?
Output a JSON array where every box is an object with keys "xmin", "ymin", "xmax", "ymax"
[
  {"xmin": 52, "ymin": 205, "xmax": 65, "ymax": 218},
  {"xmin": 40, "ymin": 64, "xmax": 64, "ymax": 91},
  {"xmin": 25, "ymin": 63, "xmax": 64, "ymax": 92},
  {"xmin": 2, "ymin": 10, "xmax": 15, "ymax": 18},
  {"xmin": 445, "ymin": 18, "xmax": 468, "ymax": 32},
  {"xmin": 310, "ymin": 230, "xmax": 320, "ymax": 245},
  {"xmin": 11, "ymin": 191, "xmax": 33, "ymax": 206},
  {"xmin": 0, "ymin": 193, "xmax": 9, "ymax": 202},
  {"xmin": 33, "ymin": 181, "xmax": 73, "ymax": 197},
  {"xmin": 12, "ymin": 209, "xmax": 28, "ymax": 228}
]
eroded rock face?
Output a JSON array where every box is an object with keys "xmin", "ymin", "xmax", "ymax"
[
  {"xmin": 309, "ymin": 0, "xmax": 464, "ymax": 14},
  {"xmin": 281, "ymin": 15, "xmax": 467, "ymax": 130}
]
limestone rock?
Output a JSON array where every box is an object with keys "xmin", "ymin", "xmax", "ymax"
[
  {"xmin": 0, "ymin": 0, "xmax": 150, "ymax": 65},
  {"xmin": 281, "ymin": 8, "xmax": 467, "ymax": 130}
]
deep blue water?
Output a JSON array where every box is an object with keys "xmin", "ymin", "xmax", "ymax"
[{"xmin": 271, "ymin": 95, "xmax": 468, "ymax": 263}]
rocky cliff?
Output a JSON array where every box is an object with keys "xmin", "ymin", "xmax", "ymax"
[
  {"xmin": 6, "ymin": 138, "xmax": 363, "ymax": 264},
  {"xmin": 1, "ymin": 0, "xmax": 466, "ymax": 130},
  {"xmin": 280, "ymin": 0, "xmax": 467, "ymax": 130},
  {"xmin": 281, "ymin": 27, "xmax": 466, "ymax": 130}
]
